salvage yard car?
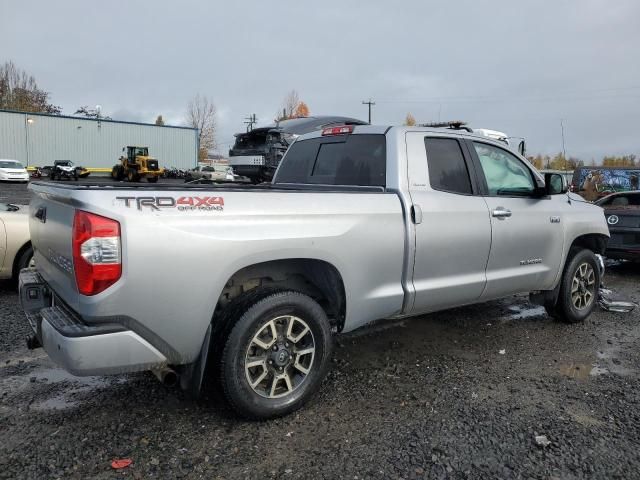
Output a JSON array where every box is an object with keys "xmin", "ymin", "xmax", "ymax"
[
  {"xmin": 49, "ymin": 160, "xmax": 79, "ymax": 181},
  {"xmin": 228, "ymin": 115, "xmax": 367, "ymax": 183},
  {"xmin": 20, "ymin": 124, "xmax": 609, "ymax": 419},
  {"xmin": 596, "ymin": 191, "xmax": 640, "ymax": 261},
  {"xmin": 0, "ymin": 203, "xmax": 33, "ymax": 280},
  {"xmin": 0, "ymin": 159, "xmax": 29, "ymax": 183},
  {"xmin": 186, "ymin": 165, "xmax": 236, "ymax": 182}
]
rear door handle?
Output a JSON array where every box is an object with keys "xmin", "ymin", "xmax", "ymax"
[
  {"xmin": 491, "ymin": 207, "xmax": 512, "ymax": 219},
  {"xmin": 411, "ymin": 204, "xmax": 423, "ymax": 224}
]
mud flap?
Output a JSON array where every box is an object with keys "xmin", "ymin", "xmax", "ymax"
[{"xmin": 179, "ymin": 324, "xmax": 211, "ymax": 399}]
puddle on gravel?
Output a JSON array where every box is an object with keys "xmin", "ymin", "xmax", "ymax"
[
  {"xmin": 503, "ymin": 305, "xmax": 547, "ymax": 321},
  {"xmin": 559, "ymin": 362, "xmax": 612, "ymax": 379},
  {"xmin": 596, "ymin": 349, "xmax": 634, "ymax": 376},
  {"xmin": 1, "ymin": 366, "xmax": 122, "ymax": 411}
]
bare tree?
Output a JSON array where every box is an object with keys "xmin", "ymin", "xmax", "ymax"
[
  {"xmin": 0, "ymin": 60, "xmax": 60, "ymax": 114},
  {"xmin": 275, "ymin": 89, "xmax": 301, "ymax": 121},
  {"xmin": 155, "ymin": 115, "xmax": 165, "ymax": 126},
  {"xmin": 186, "ymin": 94, "xmax": 217, "ymax": 161},
  {"xmin": 74, "ymin": 105, "xmax": 111, "ymax": 119}
]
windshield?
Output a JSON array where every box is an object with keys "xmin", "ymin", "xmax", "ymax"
[{"xmin": 0, "ymin": 160, "xmax": 24, "ymax": 169}]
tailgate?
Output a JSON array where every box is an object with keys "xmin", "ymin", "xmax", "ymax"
[{"xmin": 29, "ymin": 183, "xmax": 79, "ymax": 309}]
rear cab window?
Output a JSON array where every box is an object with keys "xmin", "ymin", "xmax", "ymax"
[
  {"xmin": 424, "ymin": 137, "xmax": 473, "ymax": 195},
  {"xmin": 274, "ymin": 134, "xmax": 386, "ymax": 187}
]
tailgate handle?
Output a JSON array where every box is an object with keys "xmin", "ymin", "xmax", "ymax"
[{"xmin": 35, "ymin": 207, "xmax": 47, "ymax": 223}]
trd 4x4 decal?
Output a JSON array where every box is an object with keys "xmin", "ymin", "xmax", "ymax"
[{"xmin": 116, "ymin": 196, "xmax": 224, "ymax": 211}]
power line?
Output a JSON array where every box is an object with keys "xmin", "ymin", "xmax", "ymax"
[
  {"xmin": 244, "ymin": 113, "xmax": 257, "ymax": 132},
  {"xmin": 376, "ymin": 90, "xmax": 640, "ymax": 105},
  {"xmin": 362, "ymin": 99, "xmax": 375, "ymax": 124}
]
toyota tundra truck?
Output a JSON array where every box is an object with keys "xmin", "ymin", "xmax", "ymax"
[{"xmin": 20, "ymin": 124, "xmax": 609, "ymax": 419}]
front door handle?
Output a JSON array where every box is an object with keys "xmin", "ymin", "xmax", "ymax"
[{"xmin": 492, "ymin": 207, "xmax": 512, "ymax": 219}]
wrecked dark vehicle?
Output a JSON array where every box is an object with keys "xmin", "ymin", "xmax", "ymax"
[
  {"xmin": 228, "ymin": 116, "xmax": 367, "ymax": 183},
  {"xmin": 596, "ymin": 190, "xmax": 640, "ymax": 261}
]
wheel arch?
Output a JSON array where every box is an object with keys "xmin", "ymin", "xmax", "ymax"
[
  {"xmin": 569, "ymin": 233, "xmax": 608, "ymax": 256},
  {"xmin": 213, "ymin": 258, "xmax": 346, "ymax": 332},
  {"xmin": 531, "ymin": 233, "xmax": 607, "ymax": 308}
]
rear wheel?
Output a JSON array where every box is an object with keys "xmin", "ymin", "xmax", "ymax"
[
  {"xmin": 147, "ymin": 176, "xmax": 158, "ymax": 183},
  {"xmin": 549, "ymin": 248, "xmax": 600, "ymax": 323},
  {"xmin": 220, "ymin": 291, "xmax": 333, "ymax": 419}
]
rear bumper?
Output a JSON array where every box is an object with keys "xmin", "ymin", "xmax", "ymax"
[
  {"xmin": 19, "ymin": 269, "xmax": 167, "ymax": 376},
  {"xmin": 0, "ymin": 176, "xmax": 29, "ymax": 182}
]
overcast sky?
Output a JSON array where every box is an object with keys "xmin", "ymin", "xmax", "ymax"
[{"xmin": 3, "ymin": 0, "xmax": 639, "ymax": 160}]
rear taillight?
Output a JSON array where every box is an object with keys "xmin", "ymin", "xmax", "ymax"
[
  {"xmin": 72, "ymin": 210, "xmax": 121, "ymax": 296},
  {"xmin": 321, "ymin": 125, "xmax": 354, "ymax": 136}
]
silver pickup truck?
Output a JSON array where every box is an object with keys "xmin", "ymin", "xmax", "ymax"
[{"xmin": 20, "ymin": 124, "xmax": 609, "ymax": 419}]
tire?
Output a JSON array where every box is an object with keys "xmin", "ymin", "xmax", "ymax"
[
  {"xmin": 147, "ymin": 176, "xmax": 158, "ymax": 183},
  {"xmin": 49, "ymin": 172, "xmax": 55, "ymax": 180},
  {"xmin": 111, "ymin": 166, "xmax": 119, "ymax": 180},
  {"xmin": 220, "ymin": 290, "xmax": 333, "ymax": 420},
  {"xmin": 127, "ymin": 170, "xmax": 138, "ymax": 182},
  {"xmin": 551, "ymin": 248, "xmax": 601, "ymax": 323},
  {"xmin": 13, "ymin": 245, "xmax": 34, "ymax": 280}
]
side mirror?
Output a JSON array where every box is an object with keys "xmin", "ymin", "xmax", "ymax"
[
  {"xmin": 545, "ymin": 173, "xmax": 568, "ymax": 195},
  {"xmin": 517, "ymin": 140, "xmax": 526, "ymax": 156}
]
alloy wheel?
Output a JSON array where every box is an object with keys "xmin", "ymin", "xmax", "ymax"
[{"xmin": 244, "ymin": 315, "xmax": 315, "ymax": 399}]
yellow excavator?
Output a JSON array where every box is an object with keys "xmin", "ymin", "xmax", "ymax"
[{"xmin": 111, "ymin": 146, "xmax": 164, "ymax": 182}]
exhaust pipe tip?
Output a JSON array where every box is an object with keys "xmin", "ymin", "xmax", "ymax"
[
  {"xmin": 152, "ymin": 367, "xmax": 178, "ymax": 387},
  {"xmin": 26, "ymin": 335, "xmax": 41, "ymax": 350}
]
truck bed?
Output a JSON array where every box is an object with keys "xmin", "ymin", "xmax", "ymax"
[{"xmin": 27, "ymin": 180, "xmax": 407, "ymax": 366}]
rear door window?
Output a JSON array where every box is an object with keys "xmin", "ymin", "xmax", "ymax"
[
  {"xmin": 424, "ymin": 137, "xmax": 473, "ymax": 195},
  {"xmin": 275, "ymin": 134, "xmax": 386, "ymax": 187}
]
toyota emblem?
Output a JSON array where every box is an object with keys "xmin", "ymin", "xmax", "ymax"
[{"xmin": 607, "ymin": 215, "xmax": 619, "ymax": 225}]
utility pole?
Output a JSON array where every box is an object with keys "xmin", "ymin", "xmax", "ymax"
[
  {"xmin": 362, "ymin": 99, "xmax": 375, "ymax": 124},
  {"xmin": 244, "ymin": 113, "xmax": 257, "ymax": 132},
  {"xmin": 560, "ymin": 119, "xmax": 567, "ymax": 171}
]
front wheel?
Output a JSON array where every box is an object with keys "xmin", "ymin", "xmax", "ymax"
[
  {"xmin": 550, "ymin": 248, "xmax": 601, "ymax": 323},
  {"xmin": 147, "ymin": 176, "xmax": 158, "ymax": 183},
  {"xmin": 220, "ymin": 291, "xmax": 333, "ymax": 419}
]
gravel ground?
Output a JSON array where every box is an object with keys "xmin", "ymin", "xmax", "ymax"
[{"xmin": 1, "ymin": 263, "xmax": 639, "ymax": 479}]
